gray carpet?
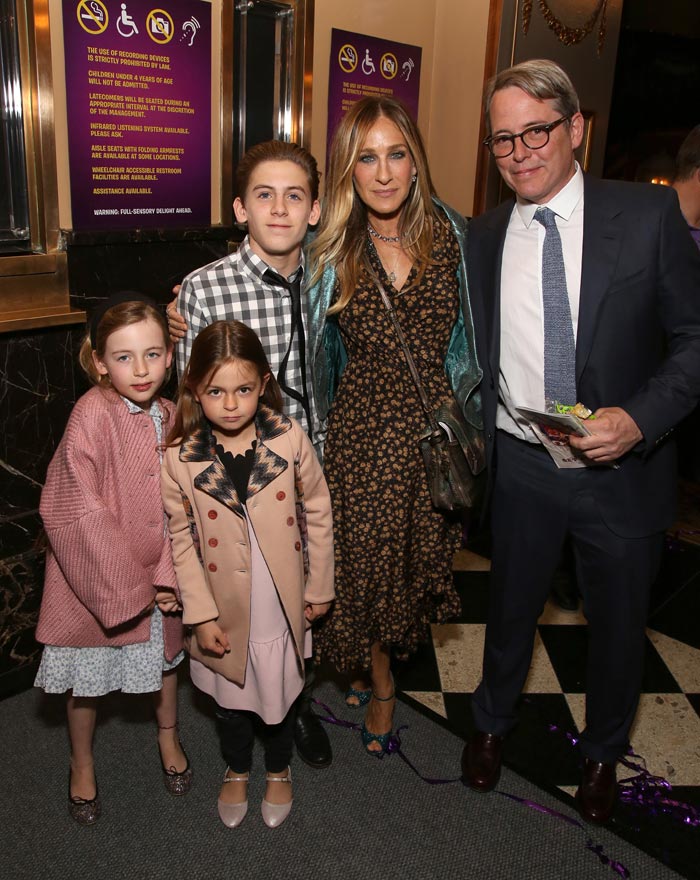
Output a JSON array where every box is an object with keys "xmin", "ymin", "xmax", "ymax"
[{"xmin": 1, "ymin": 676, "xmax": 683, "ymax": 880}]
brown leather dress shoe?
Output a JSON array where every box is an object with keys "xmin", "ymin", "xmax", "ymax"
[
  {"xmin": 461, "ymin": 731, "xmax": 504, "ymax": 792},
  {"xmin": 575, "ymin": 758, "xmax": 617, "ymax": 824}
]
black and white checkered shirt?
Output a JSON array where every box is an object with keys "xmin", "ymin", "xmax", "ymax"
[{"xmin": 176, "ymin": 236, "xmax": 319, "ymax": 441}]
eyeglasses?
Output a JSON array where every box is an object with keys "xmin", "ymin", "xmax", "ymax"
[{"xmin": 483, "ymin": 116, "xmax": 571, "ymax": 158}]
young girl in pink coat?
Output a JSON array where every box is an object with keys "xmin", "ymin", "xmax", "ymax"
[
  {"xmin": 162, "ymin": 320, "xmax": 334, "ymax": 829},
  {"xmin": 35, "ymin": 293, "xmax": 191, "ymax": 826}
]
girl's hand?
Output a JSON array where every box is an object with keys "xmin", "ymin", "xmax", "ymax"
[
  {"xmin": 155, "ymin": 588, "xmax": 182, "ymax": 614},
  {"xmin": 304, "ymin": 601, "xmax": 332, "ymax": 624},
  {"xmin": 194, "ymin": 620, "xmax": 231, "ymax": 656},
  {"xmin": 166, "ymin": 289, "xmax": 187, "ymax": 343}
]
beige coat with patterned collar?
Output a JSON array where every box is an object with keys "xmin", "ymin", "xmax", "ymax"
[{"xmin": 161, "ymin": 407, "xmax": 334, "ymax": 685}]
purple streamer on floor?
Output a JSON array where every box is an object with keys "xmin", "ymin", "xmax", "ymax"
[
  {"xmin": 546, "ymin": 720, "xmax": 700, "ymax": 829},
  {"xmin": 313, "ymin": 697, "xmax": 630, "ymax": 877}
]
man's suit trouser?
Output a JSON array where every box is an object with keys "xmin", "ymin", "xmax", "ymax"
[{"xmin": 472, "ymin": 430, "xmax": 664, "ymax": 764}]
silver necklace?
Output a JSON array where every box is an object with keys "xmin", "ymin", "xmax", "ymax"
[
  {"xmin": 368, "ymin": 235, "xmax": 402, "ymax": 285},
  {"xmin": 367, "ymin": 223, "xmax": 400, "ymax": 243}
]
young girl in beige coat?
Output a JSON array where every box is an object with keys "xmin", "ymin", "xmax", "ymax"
[{"xmin": 162, "ymin": 320, "xmax": 334, "ymax": 829}]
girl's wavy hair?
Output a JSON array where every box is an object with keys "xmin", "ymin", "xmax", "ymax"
[
  {"xmin": 308, "ymin": 96, "xmax": 443, "ymax": 314},
  {"xmin": 78, "ymin": 300, "xmax": 172, "ymax": 390},
  {"xmin": 166, "ymin": 320, "xmax": 283, "ymax": 445}
]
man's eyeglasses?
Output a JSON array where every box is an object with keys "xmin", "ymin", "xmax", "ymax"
[{"xmin": 483, "ymin": 116, "xmax": 571, "ymax": 158}]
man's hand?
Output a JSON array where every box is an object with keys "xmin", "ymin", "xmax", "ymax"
[
  {"xmin": 568, "ymin": 407, "xmax": 642, "ymax": 462},
  {"xmin": 166, "ymin": 285, "xmax": 187, "ymax": 342}
]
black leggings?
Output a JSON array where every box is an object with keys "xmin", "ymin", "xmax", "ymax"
[{"xmin": 215, "ymin": 704, "xmax": 296, "ymax": 774}]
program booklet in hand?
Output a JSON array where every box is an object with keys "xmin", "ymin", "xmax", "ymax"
[{"xmin": 515, "ymin": 406, "xmax": 593, "ymax": 469}]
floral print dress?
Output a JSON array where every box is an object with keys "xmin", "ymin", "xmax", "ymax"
[{"xmin": 315, "ymin": 219, "xmax": 462, "ymax": 672}]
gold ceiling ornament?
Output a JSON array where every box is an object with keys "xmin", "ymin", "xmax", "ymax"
[{"xmin": 522, "ymin": 0, "xmax": 610, "ymax": 55}]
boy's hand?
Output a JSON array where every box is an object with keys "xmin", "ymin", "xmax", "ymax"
[
  {"xmin": 304, "ymin": 601, "xmax": 332, "ymax": 624},
  {"xmin": 166, "ymin": 287, "xmax": 187, "ymax": 342}
]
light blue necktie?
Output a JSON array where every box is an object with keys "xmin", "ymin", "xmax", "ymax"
[{"xmin": 534, "ymin": 206, "xmax": 577, "ymax": 408}]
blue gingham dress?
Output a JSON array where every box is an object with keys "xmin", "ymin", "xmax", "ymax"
[{"xmin": 35, "ymin": 397, "xmax": 184, "ymax": 697}]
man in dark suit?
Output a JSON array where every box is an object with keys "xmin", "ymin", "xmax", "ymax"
[{"xmin": 462, "ymin": 59, "xmax": 700, "ymax": 823}]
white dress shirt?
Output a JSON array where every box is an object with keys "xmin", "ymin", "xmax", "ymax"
[{"xmin": 497, "ymin": 164, "xmax": 585, "ymax": 440}]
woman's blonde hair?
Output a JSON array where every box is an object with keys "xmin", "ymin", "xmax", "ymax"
[
  {"xmin": 78, "ymin": 299, "xmax": 171, "ymax": 389},
  {"xmin": 309, "ymin": 97, "xmax": 440, "ymax": 313},
  {"xmin": 166, "ymin": 320, "xmax": 283, "ymax": 446}
]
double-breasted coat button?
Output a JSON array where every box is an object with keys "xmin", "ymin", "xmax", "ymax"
[
  {"xmin": 208, "ymin": 562, "xmax": 217, "ymax": 572},
  {"xmin": 286, "ymin": 516, "xmax": 295, "ymax": 526},
  {"xmin": 276, "ymin": 491, "xmax": 286, "ymax": 501},
  {"xmin": 294, "ymin": 541, "xmax": 301, "ymax": 551},
  {"xmin": 208, "ymin": 538, "xmax": 218, "ymax": 547},
  {"xmin": 208, "ymin": 510, "xmax": 218, "ymax": 519}
]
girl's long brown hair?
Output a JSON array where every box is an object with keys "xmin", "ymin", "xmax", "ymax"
[{"xmin": 167, "ymin": 320, "xmax": 283, "ymax": 445}]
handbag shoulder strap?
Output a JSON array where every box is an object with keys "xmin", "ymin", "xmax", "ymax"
[{"xmin": 369, "ymin": 270, "xmax": 440, "ymax": 432}]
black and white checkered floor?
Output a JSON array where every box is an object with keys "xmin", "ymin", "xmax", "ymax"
[{"xmin": 393, "ymin": 530, "xmax": 700, "ymax": 880}]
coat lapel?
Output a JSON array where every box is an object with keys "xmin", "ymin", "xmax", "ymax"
[
  {"xmin": 179, "ymin": 408, "xmax": 292, "ymax": 514},
  {"xmin": 248, "ymin": 407, "xmax": 291, "ymax": 496},
  {"xmin": 576, "ymin": 175, "xmax": 624, "ymax": 380},
  {"xmin": 180, "ymin": 425, "xmax": 245, "ymax": 515}
]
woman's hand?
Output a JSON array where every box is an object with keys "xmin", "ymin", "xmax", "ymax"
[
  {"xmin": 194, "ymin": 620, "xmax": 231, "ymax": 656},
  {"xmin": 304, "ymin": 601, "xmax": 332, "ymax": 624},
  {"xmin": 166, "ymin": 287, "xmax": 187, "ymax": 343}
]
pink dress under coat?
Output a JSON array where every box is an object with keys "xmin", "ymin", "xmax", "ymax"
[{"xmin": 190, "ymin": 514, "xmax": 311, "ymax": 724}]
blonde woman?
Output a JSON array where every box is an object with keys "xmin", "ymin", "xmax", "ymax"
[{"xmin": 307, "ymin": 97, "xmax": 482, "ymax": 753}]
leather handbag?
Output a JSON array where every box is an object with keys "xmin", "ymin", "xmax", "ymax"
[{"xmin": 372, "ymin": 272, "xmax": 486, "ymax": 513}]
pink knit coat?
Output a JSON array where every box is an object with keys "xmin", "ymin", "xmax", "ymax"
[{"xmin": 35, "ymin": 386, "xmax": 184, "ymax": 661}]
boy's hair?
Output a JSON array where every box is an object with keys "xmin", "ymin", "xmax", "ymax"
[
  {"xmin": 167, "ymin": 320, "xmax": 283, "ymax": 445},
  {"xmin": 235, "ymin": 140, "xmax": 320, "ymax": 202},
  {"xmin": 674, "ymin": 125, "xmax": 700, "ymax": 182},
  {"xmin": 79, "ymin": 299, "xmax": 171, "ymax": 389}
]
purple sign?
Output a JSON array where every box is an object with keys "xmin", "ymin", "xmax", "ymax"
[
  {"xmin": 62, "ymin": 0, "xmax": 211, "ymax": 230},
  {"xmin": 327, "ymin": 29, "xmax": 422, "ymax": 151}
]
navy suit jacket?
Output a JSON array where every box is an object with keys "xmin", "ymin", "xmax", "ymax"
[{"xmin": 467, "ymin": 174, "xmax": 700, "ymax": 538}]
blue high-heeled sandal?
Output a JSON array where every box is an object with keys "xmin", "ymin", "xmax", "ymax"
[
  {"xmin": 345, "ymin": 685, "xmax": 372, "ymax": 708},
  {"xmin": 360, "ymin": 687, "xmax": 396, "ymax": 756}
]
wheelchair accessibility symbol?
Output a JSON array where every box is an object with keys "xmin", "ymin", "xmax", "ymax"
[
  {"xmin": 117, "ymin": 3, "xmax": 138, "ymax": 37},
  {"xmin": 361, "ymin": 49, "xmax": 375, "ymax": 76}
]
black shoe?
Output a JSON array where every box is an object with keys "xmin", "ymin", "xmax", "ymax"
[
  {"xmin": 575, "ymin": 758, "xmax": 617, "ymax": 824},
  {"xmin": 294, "ymin": 705, "xmax": 332, "ymax": 768},
  {"xmin": 461, "ymin": 731, "xmax": 504, "ymax": 792}
]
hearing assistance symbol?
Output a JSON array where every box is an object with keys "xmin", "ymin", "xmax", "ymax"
[
  {"xmin": 402, "ymin": 58, "xmax": 415, "ymax": 82},
  {"xmin": 181, "ymin": 16, "xmax": 200, "ymax": 46},
  {"xmin": 77, "ymin": 0, "xmax": 108, "ymax": 35}
]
